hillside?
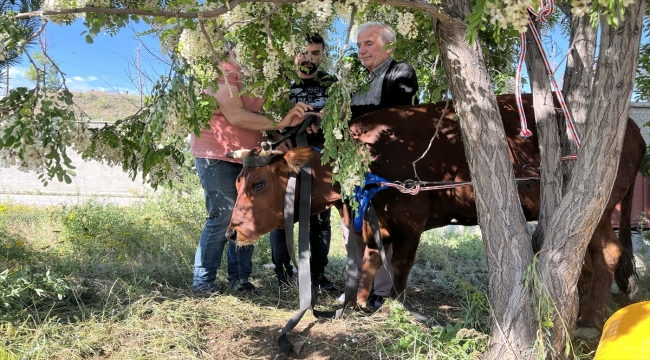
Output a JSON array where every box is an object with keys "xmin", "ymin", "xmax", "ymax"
[{"xmin": 71, "ymin": 91, "xmax": 144, "ymax": 123}]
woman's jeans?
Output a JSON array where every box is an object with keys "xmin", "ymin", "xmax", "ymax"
[{"xmin": 193, "ymin": 158, "xmax": 254, "ymax": 287}]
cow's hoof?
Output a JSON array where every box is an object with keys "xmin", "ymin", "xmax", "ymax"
[
  {"xmin": 357, "ymin": 301, "xmax": 367, "ymax": 309},
  {"xmin": 575, "ymin": 326, "xmax": 600, "ymax": 340},
  {"xmin": 346, "ymin": 301, "xmax": 359, "ymax": 309}
]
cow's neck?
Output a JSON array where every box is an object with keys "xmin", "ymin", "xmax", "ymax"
[{"xmin": 308, "ymin": 152, "xmax": 341, "ymax": 214}]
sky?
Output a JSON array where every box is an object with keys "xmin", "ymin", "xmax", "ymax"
[
  {"xmin": 6, "ymin": 16, "xmax": 635, "ymax": 97},
  {"xmin": 8, "ymin": 18, "xmax": 169, "ymax": 94}
]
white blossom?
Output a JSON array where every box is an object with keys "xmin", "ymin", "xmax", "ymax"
[
  {"xmin": 396, "ymin": 12, "xmax": 418, "ymax": 40},
  {"xmin": 485, "ymin": 0, "xmax": 532, "ymax": 33},
  {"xmin": 296, "ymin": 0, "xmax": 334, "ymax": 22},
  {"xmin": 342, "ymin": 173, "xmax": 361, "ymax": 197},
  {"xmin": 570, "ymin": 0, "xmax": 591, "ymax": 17},
  {"xmin": 263, "ymin": 48, "xmax": 281, "ymax": 83},
  {"xmin": 42, "ymin": 0, "xmax": 80, "ymax": 24}
]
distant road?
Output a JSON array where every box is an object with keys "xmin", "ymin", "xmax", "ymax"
[
  {"xmin": 0, "ymin": 193, "xmax": 147, "ymax": 206},
  {"xmin": 0, "ymin": 149, "xmax": 154, "ymax": 206}
]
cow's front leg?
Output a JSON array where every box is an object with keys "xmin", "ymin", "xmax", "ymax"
[{"xmin": 358, "ymin": 245, "xmax": 383, "ymax": 307}]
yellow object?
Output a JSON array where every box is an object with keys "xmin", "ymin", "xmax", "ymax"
[{"xmin": 594, "ymin": 301, "xmax": 650, "ymax": 360}]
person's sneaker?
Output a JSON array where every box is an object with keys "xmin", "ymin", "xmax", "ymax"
[
  {"xmin": 237, "ymin": 282, "xmax": 257, "ymax": 292},
  {"xmin": 312, "ymin": 273, "xmax": 335, "ymax": 291},
  {"xmin": 192, "ymin": 282, "xmax": 220, "ymax": 294},
  {"xmin": 367, "ymin": 292, "xmax": 385, "ymax": 307},
  {"xmin": 336, "ymin": 292, "xmax": 348, "ymax": 304}
]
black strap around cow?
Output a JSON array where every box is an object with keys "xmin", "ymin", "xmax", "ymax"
[
  {"xmin": 276, "ymin": 127, "xmax": 361, "ymax": 358},
  {"xmin": 366, "ymin": 201, "xmax": 446, "ymax": 328},
  {"xmin": 276, "ymin": 157, "xmax": 316, "ymax": 358},
  {"xmin": 271, "ymin": 113, "xmax": 320, "ymax": 149}
]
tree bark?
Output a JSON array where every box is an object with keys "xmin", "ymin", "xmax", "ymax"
[
  {"xmin": 524, "ymin": 21, "xmax": 563, "ymax": 250},
  {"xmin": 538, "ymin": 0, "xmax": 646, "ymax": 353},
  {"xmin": 436, "ymin": 1, "xmax": 536, "ymax": 358},
  {"xmin": 560, "ymin": 9, "xmax": 597, "ymax": 189}
]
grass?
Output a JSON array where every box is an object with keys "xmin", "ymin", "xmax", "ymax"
[{"xmin": 1, "ymin": 174, "xmax": 649, "ymax": 359}]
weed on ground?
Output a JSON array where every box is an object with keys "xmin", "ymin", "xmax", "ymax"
[{"xmin": 1, "ymin": 183, "xmax": 648, "ymax": 359}]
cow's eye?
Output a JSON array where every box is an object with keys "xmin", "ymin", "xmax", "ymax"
[{"xmin": 253, "ymin": 181, "xmax": 265, "ymax": 193}]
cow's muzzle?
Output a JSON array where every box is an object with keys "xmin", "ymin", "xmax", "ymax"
[{"xmin": 225, "ymin": 229, "xmax": 237, "ymax": 243}]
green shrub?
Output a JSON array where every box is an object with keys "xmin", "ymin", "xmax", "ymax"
[{"xmin": 0, "ymin": 268, "xmax": 70, "ymax": 321}]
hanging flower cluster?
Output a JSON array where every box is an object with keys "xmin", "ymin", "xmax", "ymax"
[
  {"xmin": 178, "ymin": 27, "xmax": 221, "ymax": 83},
  {"xmin": 42, "ymin": 0, "xmax": 82, "ymax": 24},
  {"xmin": 0, "ymin": 89, "xmax": 91, "ymax": 180},
  {"xmin": 396, "ymin": 11, "xmax": 418, "ymax": 39},
  {"xmin": 84, "ymin": 139, "xmax": 126, "ymax": 167},
  {"xmin": 296, "ymin": 0, "xmax": 333, "ymax": 23},
  {"xmin": 42, "ymin": 0, "xmax": 160, "ymax": 24},
  {"xmin": 570, "ymin": 0, "xmax": 592, "ymax": 16},
  {"xmin": 485, "ymin": 0, "xmax": 532, "ymax": 33}
]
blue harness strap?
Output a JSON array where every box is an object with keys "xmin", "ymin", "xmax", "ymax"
[{"xmin": 353, "ymin": 173, "xmax": 389, "ymax": 232}]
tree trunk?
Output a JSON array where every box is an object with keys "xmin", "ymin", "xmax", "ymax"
[
  {"xmin": 435, "ymin": 1, "xmax": 536, "ymax": 358},
  {"xmin": 524, "ymin": 21, "xmax": 563, "ymax": 250},
  {"xmin": 560, "ymin": 8, "xmax": 597, "ymax": 190},
  {"xmin": 538, "ymin": 0, "xmax": 646, "ymax": 353}
]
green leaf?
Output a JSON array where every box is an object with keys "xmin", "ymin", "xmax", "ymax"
[
  {"xmin": 85, "ymin": 34, "xmax": 94, "ymax": 44},
  {"xmin": 2, "ymin": 134, "xmax": 15, "ymax": 148}
]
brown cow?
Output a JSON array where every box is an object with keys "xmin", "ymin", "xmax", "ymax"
[{"xmin": 226, "ymin": 94, "xmax": 645, "ymax": 330}]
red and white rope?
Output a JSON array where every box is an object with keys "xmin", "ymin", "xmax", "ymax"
[
  {"xmin": 515, "ymin": 31, "xmax": 532, "ymax": 137},
  {"xmin": 379, "ymin": 177, "xmax": 541, "ymax": 195},
  {"xmin": 515, "ymin": 0, "xmax": 582, "ymax": 150}
]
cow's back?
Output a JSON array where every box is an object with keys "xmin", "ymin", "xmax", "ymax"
[{"xmin": 349, "ymin": 94, "xmax": 542, "ymax": 231}]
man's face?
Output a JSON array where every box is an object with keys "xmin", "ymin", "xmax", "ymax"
[
  {"xmin": 356, "ymin": 26, "xmax": 392, "ymax": 72},
  {"xmin": 295, "ymin": 42, "xmax": 324, "ymax": 76}
]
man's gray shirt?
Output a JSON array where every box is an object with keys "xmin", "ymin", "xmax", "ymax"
[{"xmin": 351, "ymin": 57, "xmax": 393, "ymax": 106}]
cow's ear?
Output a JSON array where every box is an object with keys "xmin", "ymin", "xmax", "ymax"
[{"xmin": 283, "ymin": 147, "xmax": 313, "ymax": 173}]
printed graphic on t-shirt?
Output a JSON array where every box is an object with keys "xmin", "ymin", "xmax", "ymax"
[
  {"xmin": 290, "ymin": 86, "xmax": 328, "ymax": 110},
  {"xmin": 289, "ymin": 72, "xmax": 336, "ymax": 111}
]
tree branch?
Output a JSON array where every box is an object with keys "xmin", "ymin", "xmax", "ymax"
[
  {"xmin": 197, "ymin": 18, "xmax": 232, "ymax": 97},
  {"xmin": 333, "ymin": 5, "xmax": 356, "ymax": 71},
  {"xmin": 37, "ymin": 28, "xmax": 68, "ymax": 90},
  {"xmin": 14, "ymin": 0, "xmax": 302, "ymax": 19},
  {"xmin": 211, "ymin": 19, "xmax": 249, "ymax": 75},
  {"xmin": 15, "ymin": 0, "xmax": 458, "ymax": 26}
]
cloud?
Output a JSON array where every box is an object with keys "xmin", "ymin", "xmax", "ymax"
[
  {"xmin": 7, "ymin": 66, "xmax": 36, "ymax": 89},
  {"xmin": 6, "ymin": 65, "xmax": 138, "ymax": 94},
  {"xmin": 65, "ymin": 75, "xmax": 139, "ymax": 94},
  {"xmin": 66, "ymin": 75, "xmax": 105, "ymax": 92}
]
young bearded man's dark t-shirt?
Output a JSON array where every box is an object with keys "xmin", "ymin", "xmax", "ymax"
[{"xmin": 282, "ymin": 70, "xmax": 337, "ymax": 145}]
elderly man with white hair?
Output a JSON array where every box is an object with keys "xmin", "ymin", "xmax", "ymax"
[
  {"xmin": 350, "ymin": 21, "xmax": 419, "ymax": 119},
  {"xmin": 345, "ymin": 21, "xmax": 419, "ymax": 307}
]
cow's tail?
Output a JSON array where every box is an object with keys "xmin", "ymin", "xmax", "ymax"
[{"xmin": 615, "ymin": 177, "xmax": 639, "ymax": 300}]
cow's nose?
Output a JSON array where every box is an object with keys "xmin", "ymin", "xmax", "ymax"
[{"xmin": 225, "ymin": 230, "xmax": 237, "ymax": 243}]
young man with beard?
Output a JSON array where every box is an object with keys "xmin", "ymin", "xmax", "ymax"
[{"xmin": 270, "ymin": 33, "xmax": 338, "ymax": 291}]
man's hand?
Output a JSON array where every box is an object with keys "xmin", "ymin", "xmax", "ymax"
[
  {"xmin": 278, "ymin": 102, "xmax": 313, "ymax": 128},
  {"xmin": 305, "ymin": 113, "xmax": 321, "ymax": 134}
]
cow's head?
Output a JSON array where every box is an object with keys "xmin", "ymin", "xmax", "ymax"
[{"xmin": 225, "ymin": 146, "xmax": 314, "ymax": 246}]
